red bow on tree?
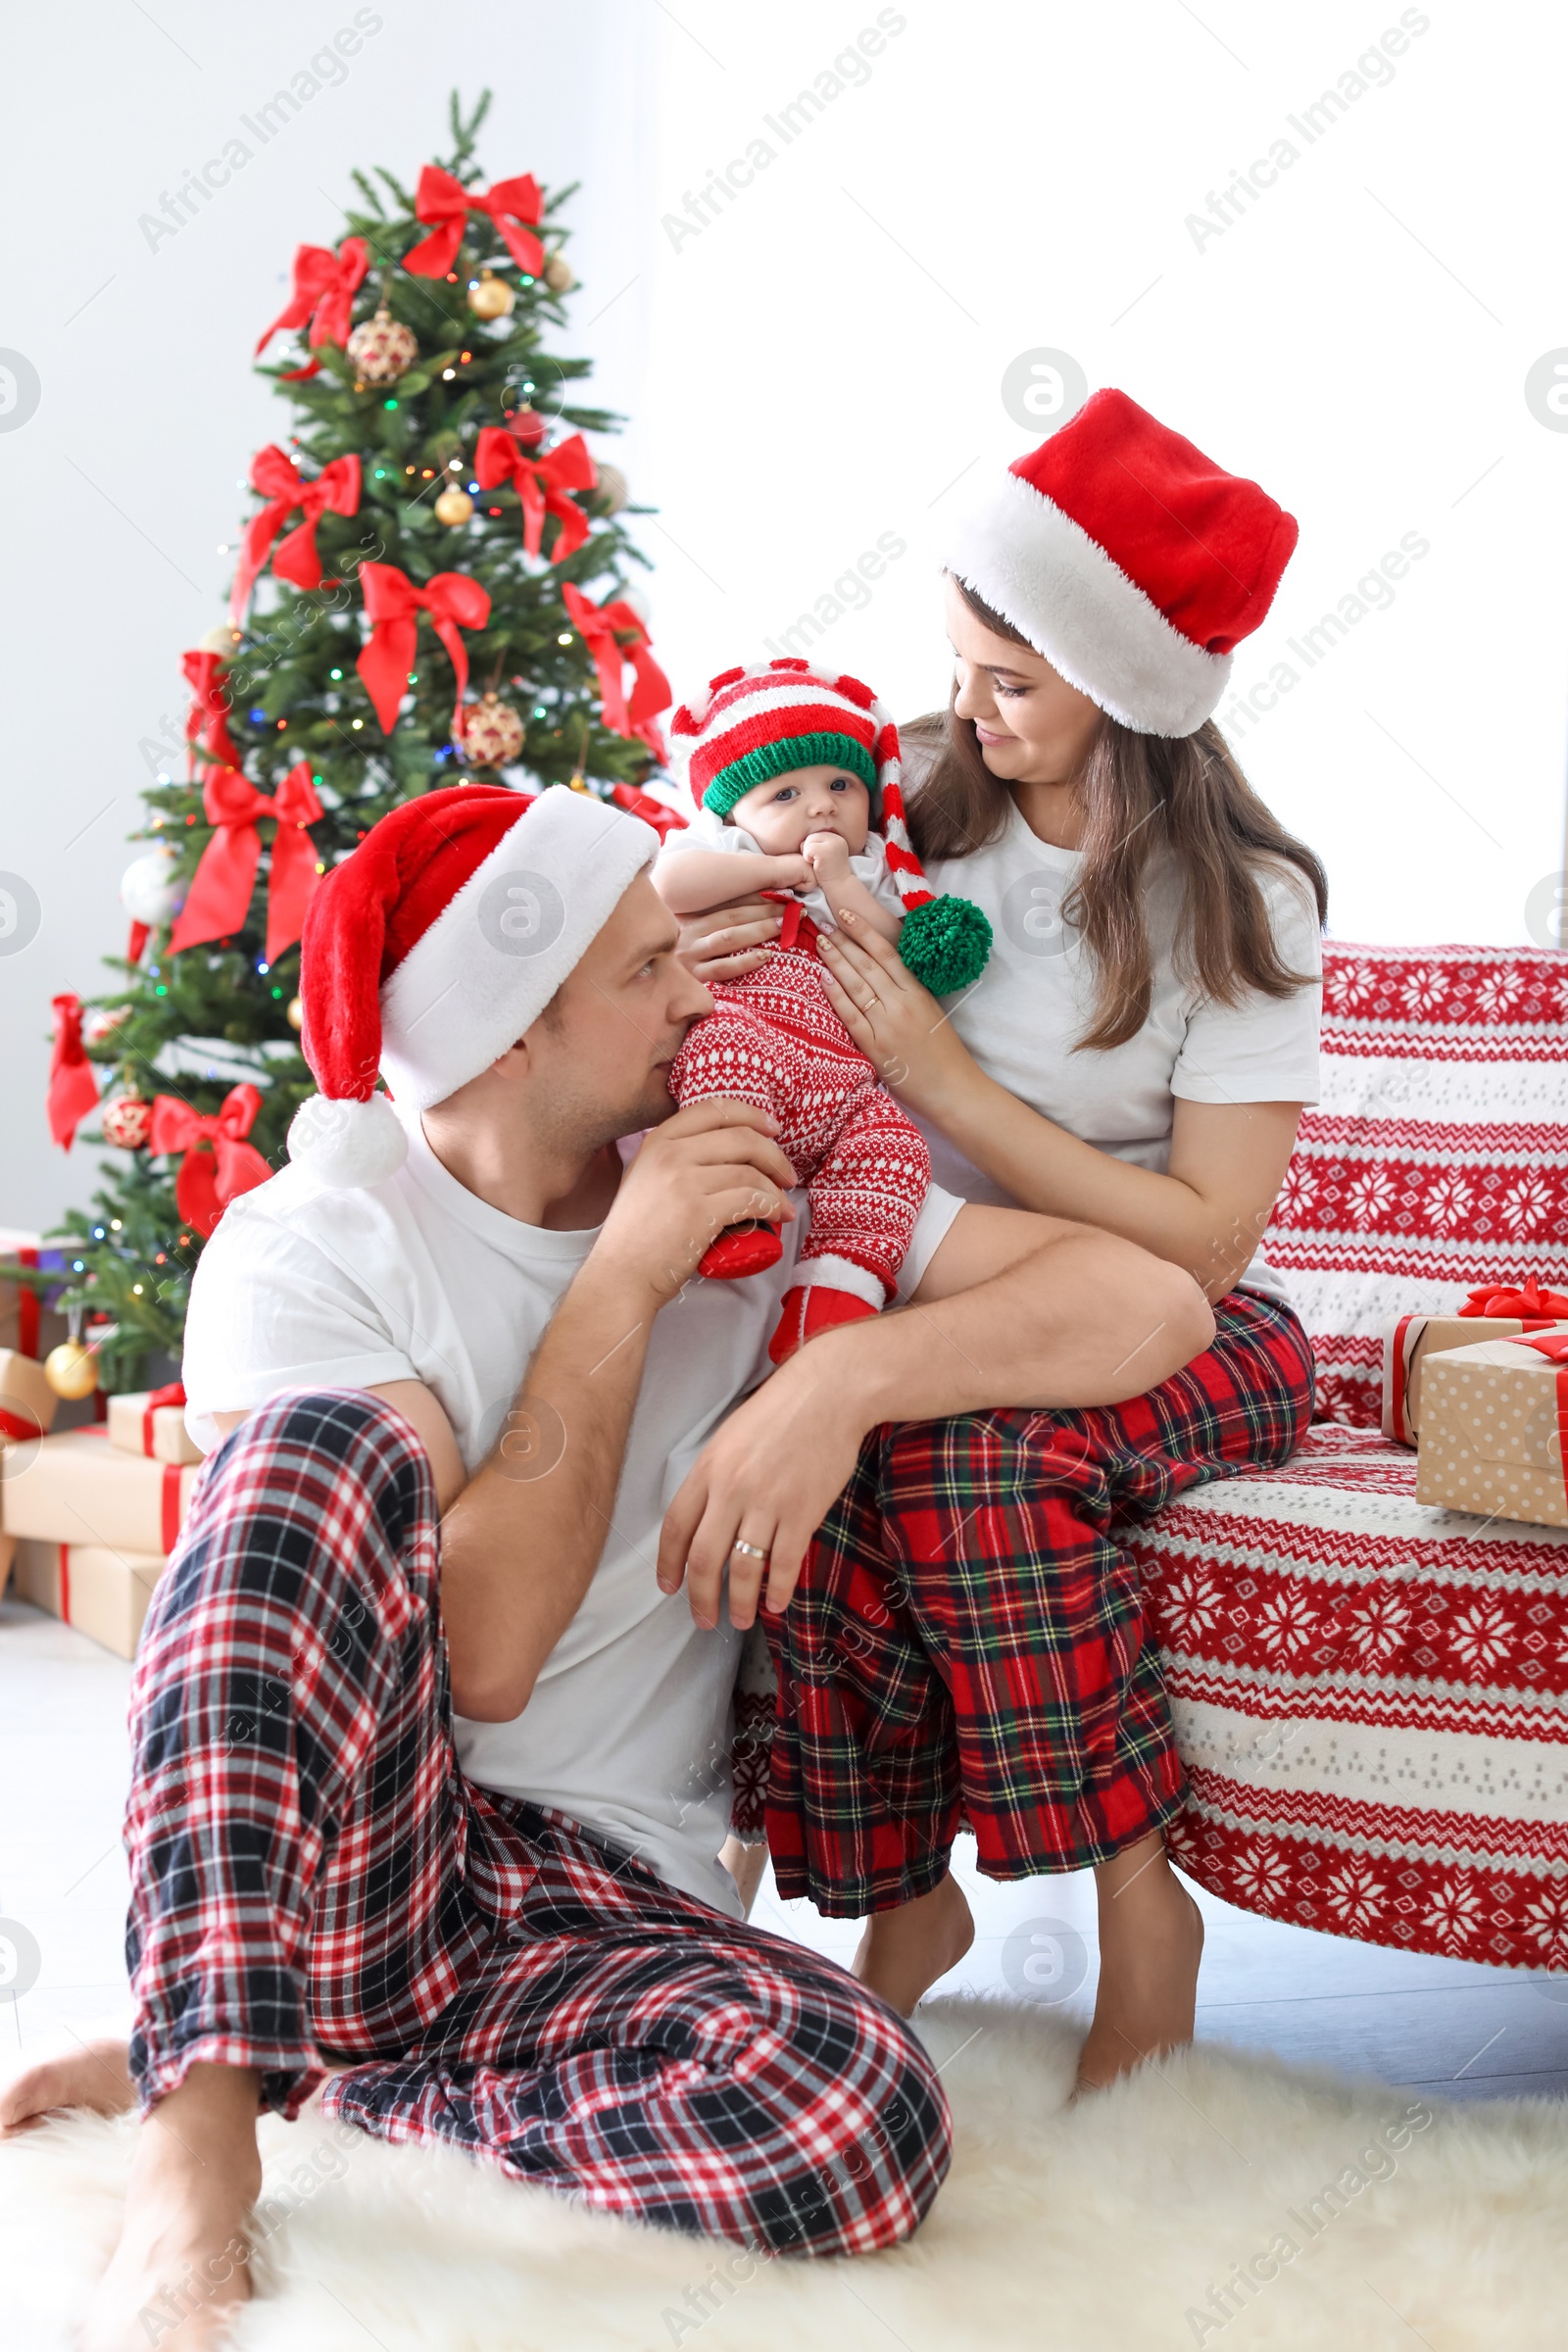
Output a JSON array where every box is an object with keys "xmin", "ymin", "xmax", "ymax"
[
  {"xmin": 148, "ymin": 1085, "xmax": 272, "ymax": 1240},
  {"xmin": 255, "ymin": 238, "xmax": 371, "ymax": 376},
  {"xmin": 561, "ymin": 583, "xmax": 671, "ymax": 759},
  {"xmin": 47, "ymin": 994, "xmax": 99, "ymax": 1152},
  {"xmin": 473, "ymin": 428, "xmax": 595, "ymax": 563},
  {"xmin": 356, "ymin": 562, "xmax": 491, "ymax": 741},
  {"xmin": 229, "ymin": 449, "xmax": 362, "ymax": 626},
  {"xmin": 1460, "ymin": 1277, "xmax": 1568, "ymax": 1319},
  {"xmin": 182, "ymin": 651, "xmax": 243, "ymax": 776},
  {"xmin": 403, "ymin": 166, "xmax": 545, "ymax": 280},
  {"xmin": 168, "ymin": 760, "xmax": 324, "ymax": 963},
  {"xmin": 609, "ymin": 782, "xmax": 688, "ymax": 840}
]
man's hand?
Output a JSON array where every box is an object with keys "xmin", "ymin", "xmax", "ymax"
[
  {"xmin": 657, "ymin": 1340, "xmax": 864, "ymax": 1630},
  {"xmin": 595, "ymin": 1101, "xmax": 799, "ymax": 1306}
]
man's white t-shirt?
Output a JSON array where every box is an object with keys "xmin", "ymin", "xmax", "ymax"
[
  {"xmin": 658, "ymin": 808, "xmax": 906, "ymax": 936},
  {"xmin": 180, "ymin": 1110, "xmax": 962, "ymax": 1917},
  {"xmin": 919, "ymin": 802, "xmax": 1322, "ymax": 1304}
]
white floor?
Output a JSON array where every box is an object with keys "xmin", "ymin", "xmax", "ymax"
[{"xmin": 4, "ymin": 1592, "xmax": 1566, "ymax": 2108}]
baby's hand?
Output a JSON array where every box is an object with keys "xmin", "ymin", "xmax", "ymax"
[{"xmin": 801, "ymin": 830, "xmax": 852, "ymax": 877}]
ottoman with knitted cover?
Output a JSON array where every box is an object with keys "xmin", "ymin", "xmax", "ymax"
[{"xmin": 1127, "ymin": 941, "xmax": 1568, "ymax": 1966}]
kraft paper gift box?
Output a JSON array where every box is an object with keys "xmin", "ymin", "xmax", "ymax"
[
  {"xmin": 1414, "ymin": 1335, "xmax": 1568, "ymax": 1528},
  {"xmin": 0, "ymin": 1229, "xmax": 68, "ymax": 1361},
  {"xmin": 0, "ymin": 1349, "xmax": 60, "ymax": 1446},
  {"xmin": 11, "ymin": 1536, "xmax": 165, "ymax": 1659},
  {"xmin": 0, "ymin": 1426, "xmax": 197, "ymax": 1554},
  {"xmin": 107, "ymin": 1384, "xmax": 203, "ymax": 1468},
  {"xmin": 1383, "ymin": 1311, "xmax": 1568, "ymax": 1444}
]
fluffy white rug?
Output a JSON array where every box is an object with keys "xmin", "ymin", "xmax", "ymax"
[{"xmin": 4, "ymin": 1999, "xmax": 1565, "ymax": 2352}]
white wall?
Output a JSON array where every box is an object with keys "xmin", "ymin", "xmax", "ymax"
[{"xmin": 4, "ymin": 0, "xmax": 1565, "ymax": 1236}]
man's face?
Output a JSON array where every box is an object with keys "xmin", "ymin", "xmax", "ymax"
[{"xmin": 522, "ymin": 873, "xmax": 712, "ymax": 1147}]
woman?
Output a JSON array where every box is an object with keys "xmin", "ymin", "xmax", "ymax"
[{"xmin": 686, "ymin": 389, "xmax": 1324, "ymax": 2088}]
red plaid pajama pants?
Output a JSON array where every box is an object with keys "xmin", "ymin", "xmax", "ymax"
[
  {"xmin": 124, "ymin": 1391, "xmax": 950, "ymax": 2254},
  {"xmin": 762, "ymin": 1290, "xmax": 1315, "ymax": 1913},
  {"xmin": 670, "ymin": 941, "xmax": 930, "ymax": 1299}
]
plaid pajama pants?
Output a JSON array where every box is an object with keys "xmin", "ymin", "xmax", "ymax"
[
  {"xmin": 123, "ymin": 1391, "xmax": 951, "ymax": 2255},
  {"xmin": 763, "ymin": 1289, "xmax": 1315, "ymax": 1914}
]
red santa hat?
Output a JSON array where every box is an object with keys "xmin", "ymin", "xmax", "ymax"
[
  {"xmin": 943, "ymin": 388, "xmax": 1298, "ymax": 737},
  {"xmin": 287, "ymin": 783, "xmax": 660, "ymax": 1186},
  {"xmin": 667, "ymin": 659, "xmax": 991, "ymax": 995}
]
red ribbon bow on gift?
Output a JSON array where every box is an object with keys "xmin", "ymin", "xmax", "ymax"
[
  {"xmin": 1459, "ymin": 1277, "xmax": 1568, "ymax": 1319},
  {"xmin": 168, "ymin": 760, "xmax": 324, "ymax": 963},
  {"xmin": 47, "ymin": 993, "xmax": 99, "ymax": 1152},
  {"xmin": 561, "ymin": 583, "xmax": 670, "ymax": 759},
  {"xmin": 356, "ymin": 562, "xmax": 491, "ymax": 740},
  {"xmin": 473, "ymin": 427, "xmax": 596, "ymax": 563},
  {"xmin": 148, "ymin": 1084, "xmax": 272, "ymax": 1239},
  {"xmin": 255, "ymin": 238, "xmax": 371, "ymax": 376},
  {"xmin": 141, "ymin": 1380, "xmax": 187, "ymax": 1458},
  {"xmin": 229, "ymin": 448, "xmax": 362, "ymax": 627},
  {"xmin": 403, "ymin": 166, "xmax": 545, "ymax": 280},
  {"xmin": 182, "ymin": 650, "xmax": 243, "ymax": 776}
]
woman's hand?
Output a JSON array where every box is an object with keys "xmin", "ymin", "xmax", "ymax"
[
  {"xmin": 657, "ymin": 1344, "xmax": 866, "ymax": 1630},
  {"xmin": 673, "ymin": 893, "xmax": 783, "ymax": 983},
  {"xmin": 817, "ymin": 922, "xmax": 977, "ymax": 1112}
]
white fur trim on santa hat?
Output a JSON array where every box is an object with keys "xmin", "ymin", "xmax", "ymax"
[
  {"xmin": 945, "ymin": 469, "xmax": 1230, "ymax": 738},
  {"xmin": 286, "ymin": 1091, "xmax": 409, "ymax": 1188},
  {"xmin": 379, "ymin": 788, "xmax": 660, "ymax": 1113}
]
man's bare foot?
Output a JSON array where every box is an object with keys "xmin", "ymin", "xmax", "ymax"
[
  {"xmin": 1074, "ymin": 1836, "xmax": 1204, "ymax": 2094},
  {"xmin": 80, "ymin": 2063, "xmax": 262, "ymax": 2352},
  {"xmin": 853, "ymin": 1874, "xmax": 975, "ymax": 2016},
  {"xmin": 0, "ymin": 2037, "xmax": 135, "ymax": 2137}
]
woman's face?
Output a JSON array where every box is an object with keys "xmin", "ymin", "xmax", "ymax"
[{"xmin": 945, "ymin": 575, "xmax": 1103, "ymax": 787}]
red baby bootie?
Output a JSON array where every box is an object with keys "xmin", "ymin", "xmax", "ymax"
[
  {"xmin": 767, "ymin": 1283, "xmax": 879, "ymax": 1366},
  {"xmin": 699, "ymin": 1222, "xmax": 785, "ymax": 1281}
]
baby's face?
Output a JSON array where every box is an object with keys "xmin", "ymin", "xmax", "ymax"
[{"xmin": 729, "ymin": 763, "xmax": 872, "ymax": 856}]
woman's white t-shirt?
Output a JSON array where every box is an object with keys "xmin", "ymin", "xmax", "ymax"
[
  {"xmin": 919, "ymin": 801, "xmax": 1322, "ymax": 1304},
  {"xmin": 180, "ymin": 1110, "xmax": 961, "ymax": 1915}
]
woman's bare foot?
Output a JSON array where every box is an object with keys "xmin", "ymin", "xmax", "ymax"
[
  {"xmin": 0, "ymin": 2037, "xmax": 135, "ymax": 2137},
  {"xmin": 1074, "ymin": 1835, "xmax": 1204, "ymax": 2093},
  {"xmin": 853, "ymin": 1873, "xmax": 975, "ymax": 2016},
  {"xmin": 80, "ymin": 2063, "xmax": 262, "ymax": 2352}
]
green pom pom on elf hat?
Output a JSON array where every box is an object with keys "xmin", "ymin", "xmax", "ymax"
[{"xmin": 897, "ymin": 892, "xmax": 993, "ymax": 995}]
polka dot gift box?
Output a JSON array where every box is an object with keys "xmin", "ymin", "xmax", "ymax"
[{"xmin": 1415, "ymin": 1333, "xmax": 1568, "ymax": 1529}]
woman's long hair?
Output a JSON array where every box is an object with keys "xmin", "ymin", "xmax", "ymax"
[{"xmin": 905, "ymin": 578, "xmax": 1329, "ymax": 1052}]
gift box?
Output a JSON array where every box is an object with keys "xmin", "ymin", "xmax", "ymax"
[
  {"xmin": 0, "ymin": 1426, "xmax": 197, "ymax": 1553},
  {"xmin": 0, "ymin": 1229, "xmax": 68, "ymax": 1361},
  {"xmin": 107, "ymin": 1382, "xmax": 202, "ymax": 1467},
  {"xmin": 10, "ymin": 1536, "xmax": 165, "ymax": 1658},
  {"xmin": 1383, "ymin": 1311, "xmax": 1568, "ymax": 1444},
  {"xmin": 0, "ymin": 1350, "xmax": 60, "ymax": 1446},
  {"xmin": 1414, "ymin": 1333, "xmax": 1568, "ymax": 1528}
]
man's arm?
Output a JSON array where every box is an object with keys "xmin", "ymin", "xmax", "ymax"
[
  {"xmin": 658, "ymin": 1204, "xmax": 1214, "ymax": 1631},
  {"xmin": 213, "ymin": 1102, "xmax": 800, "ymax": 1723}
]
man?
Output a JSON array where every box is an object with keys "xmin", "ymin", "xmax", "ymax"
[{"xmin": 0, "ymin": 784, "xmax": 1209, "ymax": 2347}]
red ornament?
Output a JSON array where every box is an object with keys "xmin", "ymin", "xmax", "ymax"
[{"xmin": 101, "ymin": 1094, "xmax": 153, "ymax": 1151}]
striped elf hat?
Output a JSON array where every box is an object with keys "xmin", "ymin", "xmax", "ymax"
[{"xmin": 667, "ymin": 658, "xmax": 991, "ymax": 995}]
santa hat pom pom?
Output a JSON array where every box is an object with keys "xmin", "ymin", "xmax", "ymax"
[
  {"xmin": 286, "ymin": 1091, "xmax": 408, "ymax": 1188},
  {"xmin": 898, "ymin": 895, "xmax": 993, "ymax": 997}
]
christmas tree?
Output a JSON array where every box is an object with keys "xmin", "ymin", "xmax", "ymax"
[{"xmin": 42, "ymin": 92, "xmax": 678, "ymax": 1396}]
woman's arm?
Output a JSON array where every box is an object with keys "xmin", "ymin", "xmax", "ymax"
[
  {"xmin": 654, "ymin": 846, "xmax": 807, "ymax": 916},
  {"xmin": 816, "ymin": 924, "xmax": 1303, "ymax": 1301}
]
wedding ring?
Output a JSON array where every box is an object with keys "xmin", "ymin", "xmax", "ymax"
[{"xmin": 730, "ymin": 1539, "xmax": 769, "ymax": 1560}]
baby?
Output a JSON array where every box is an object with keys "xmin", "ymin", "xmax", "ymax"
[{"xmin": 656, "ymin": 658, "xmax": 990, "ymax": 1364}]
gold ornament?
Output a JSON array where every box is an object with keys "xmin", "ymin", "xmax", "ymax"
[
  {"xmin": 345, "ymin": 305, "xmax": 418, "ymax": 389},
  {"xmin": 434, "ymin": 486, "xmax": 474, "ymax": 527},
  {"xmin": 286, "ymin": 996, "xmax": 305, "ymax": 1032},
  {"xmin": 595, "ymin": 464, "xmax": 629, "ymax": 516},
  {"xmin": 467, "ymin": 270, "xmax": 515, "ymax": 320},
  {"xmin": 198, "ymin": 624, "xmax": 241, "ymax": 656},
  {"xmin": 543, "ymin": 251, "xmax": 574, "ymax": 294},
  {"xmin": 461, "ymin": 693, "xmax": 525, "ymax": 768},
  {"xmin": 44, "ymin": 1339, "xmax": 99, "ymax": 1401}
]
